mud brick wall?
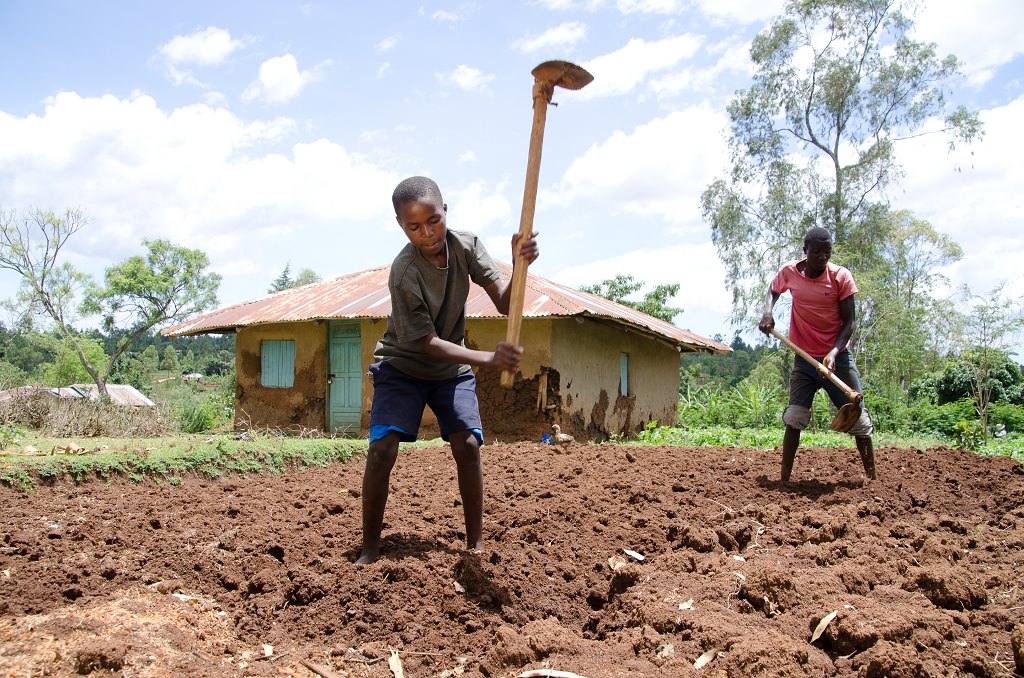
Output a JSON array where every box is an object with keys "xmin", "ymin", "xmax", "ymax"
[{"xmin": 235, "ymin": 321, "xmax": 329, "ymax": 432}]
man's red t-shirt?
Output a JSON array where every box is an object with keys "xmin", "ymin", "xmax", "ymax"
[{"xmin": 770, "ymin": 259, "xmax": 858, "ymax": 357}]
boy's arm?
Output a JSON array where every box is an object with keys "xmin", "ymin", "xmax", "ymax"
[
  {"xmin": 485, "ymin": 231, "xmax": 540, "ymax": 314},
  {"xmin": 418, "ymin": 332, "xmax": 522, "ymax": 371},
  {"xmin": 758, "ymin": 289, "xmax": 782, "ymax": 334}
]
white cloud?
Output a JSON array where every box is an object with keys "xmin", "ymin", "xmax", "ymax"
[
  {"xmin": 436, "ymin": 65, "xmax": 496, "ymax": 92},
  {"xmin": 433, "ymin": 9, "xmax": 466, "ymax": 24},
  {"xmin": 446, "ymin": 180, "xmax": 513, "ymax": 236},
  {"xmin": 376, "ymin": 34, "xmax": 401, "ymax": 52},
  {"xmin": 615, "ymin": 0, "xmax": 683, "ymax": 14},
  {"xmin": 576, "ymin": 34, "xmax": 703, "ymax": 98},
  {"xmin": 693, "ymin": 0, "xmax": 785, "ymax": 25},
  {"xmin": 546, "ymin": 104, "xmax": 730, "ymax": 226},
  {"xmin": 242, "ymin": 54, "xmax": 332, "ymax": 104},
  {"xmin": 896, "ymin": 94, "xmax": 1024, "ymax": 306},
  {"xmin": 649, "ymin": 40, "xmax": 753, "ymax": 96},
  {"xmin": 159, "ymin": 26, "xmax": 245, "ymax": 66},
  {"xmin": 459, "ymin": 150, "xmax": 477, "ymax": 162},
  {"xmin": 0, "ymin": 92, "xmax": 401, "ymax": 304},
  {"xmin": 531, "ymin": 0, "xmax": 605, "ymax": 9},
  {"xmin": 513, "ymin": 22, "xmax": 588, "ymax": 54},
  {"xmin": 913, "ymin": 1, "xmax": 1024, "ymax": 85}
]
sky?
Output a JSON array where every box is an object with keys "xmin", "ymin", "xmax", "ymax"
[{"xmin": 1, "ymin": 0, "xmax": 1022, "ymax": 353}]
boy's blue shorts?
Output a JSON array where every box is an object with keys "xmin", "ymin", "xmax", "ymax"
[{"xmin": 368, "ymin": 361, "xmax": 484, "ymax": 445}]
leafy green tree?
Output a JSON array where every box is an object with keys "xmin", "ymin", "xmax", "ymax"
[
  {"xmin": 83, "ymin": 238, "xmax": 220, "ymax": 382},
  {"xmin": 0, "ymin": 210, "xmax": 221, "ymax": 397},
  {"xmin": 581, "ymin": 274, "xmax": 683, "ymax": 323},
  {"xmin": 955, "ymin": 284, "xmax": 1024, "ymax": 443},
  {"xmin": 161, "ymin": 345, "xmax": 179, "ymax": 375},
  {"xmin": 270, "ymin": 264, "xmax": 320, "ymax": 292},
  {"xmin": 107, "ymin": 354, "xmax": 152, "ymax": 394},
  {"xmin": 42, "ymin": 336, "xmax": 108, "ymax": 387},
  {"xmin": 0, "ymin": 360, "xmax": 26, "ymax": 390},
  {"xmin": 269, "ymin": 264, "xmax": 293, "ymax": 293},
  {"xmin": 702, "ymin": 0, "xmax": 982, "ymax": 326},
  {"xmin": 141, "ymin": 344, "xmax": 160, "ymax": 373},
  {"xmin": 850, "ymin": 209, "xmax": 962, "ymax": 389},
  {"xmin": 182, "ymin": 349, "xmax": 195, "ymax": 374},
  {"xmin": 293, "ymin": 268, "xmax": 321, "ymax": 287}
]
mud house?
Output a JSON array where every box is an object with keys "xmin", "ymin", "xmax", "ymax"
[{"xmin": 161, "ymin": 262, "xmax": 729, "ymax": 441}]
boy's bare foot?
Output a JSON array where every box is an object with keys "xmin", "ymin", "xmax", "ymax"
[{"xmin": 355, "ymin": 545, "xmax": 379, "ymax": 565}]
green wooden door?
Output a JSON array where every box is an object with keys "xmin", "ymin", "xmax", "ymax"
[{"xmin": 328, "ymin": 321, "xmax": 362, "ymax": 434}]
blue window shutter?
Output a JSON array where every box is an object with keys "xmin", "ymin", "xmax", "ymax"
[
  {"xmin": 620, "ymin": 352, "xmax": 629, "ymax": 397},
  {"xmin": 261, "ymin": 340, "xmax": 296, "ymax": 388}
]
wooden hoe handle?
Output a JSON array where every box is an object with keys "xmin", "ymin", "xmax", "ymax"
[
  {"xmin": 501, "ymin": 61, "xmax": 592, "ymax": 389},
  {"xmin": 768, "ymin": 327, "xmax": 863, "ymax": 403},
  {"xmin": 500, "ymin": 80, "xmax": 553, "ymax": 389}
]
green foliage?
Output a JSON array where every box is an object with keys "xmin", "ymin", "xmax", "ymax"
[
  {"xmin": 161, "ymin": 345, "xmax": 179, "ymax": 373},
  {"xmin": 182, "ymin": 349, "xmax": 195, "ymax": 374},
  {"xmin": 953, "ymin": 419, "xmax": 986, "ymax": 452},
  {"xmin": 725, "ymin": 380, "xmax": 784, "ymax": 429},
  {"xmin": 269, "ymin": 263, "xmax": 293, "ymax": 293},
  {"xmin": 40, "ymin": 336, "xmax": 108, "ymax": 387},
  {"xmin": 107, "ymin": 353, "xmax": 153, "ymax": 394},
  {"xmin": 293, "ymin": 268, "xmax": 321, "ymax": 287},
  {"xmin": 270, "ymin": 264, "xmax": 321, "ymax": 293},
  {"xmin": 0, "ymin": 359, "xmax": 26, "ymax": 389},
  {"xmin": 989, "ymin": 403, "xmax": 1024, "ymax": 433},
  {"xmin": 581, "ymin": 274, "xmax": 683, "ymax": 322},
  {"xmin": 0, "ymin": 422, "xmax": 25, "ymax": 448},
  {"xmin": 141, "ymin": 344, "xmax": 160, "ymax": 372},
  {"xmin": 178, "ymin": 399, "xmax": 218, "ymax": 433}
]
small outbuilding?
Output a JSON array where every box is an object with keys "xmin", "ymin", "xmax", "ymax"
[{"xmin": 162, "ymin": 262, "xmax": 729, "ymax": 441}]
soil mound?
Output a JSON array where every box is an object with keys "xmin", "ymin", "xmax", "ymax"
[{"xmin": 2, "ymin": 441, "xmax": 1023, "ymax": 676}]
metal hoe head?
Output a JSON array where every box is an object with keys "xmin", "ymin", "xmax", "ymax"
[
  {"xmin": 531, "ymin": 60, "xmax": 594, "ymax": 90},
  {"xmin": 830, "ymin": 401, "xmax": 863, "ymax": 433}
]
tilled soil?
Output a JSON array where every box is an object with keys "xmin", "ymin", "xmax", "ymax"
[{"xmin": 2, "ymin": 441, "xmax": 1024, "ymax": 677}]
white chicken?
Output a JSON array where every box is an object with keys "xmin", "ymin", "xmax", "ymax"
[{"xmin": 551, "ymin": 424, "xmax": 575, "ymax": 445}]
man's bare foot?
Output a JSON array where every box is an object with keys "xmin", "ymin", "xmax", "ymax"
[{"xmin": 355, "ymin": 545, "xmax": 379, "ymax": 565}]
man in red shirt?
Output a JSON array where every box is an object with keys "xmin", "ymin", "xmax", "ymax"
[{"xmin": 758, "ymin": 227, "xmax": 876, "ymax": 482}]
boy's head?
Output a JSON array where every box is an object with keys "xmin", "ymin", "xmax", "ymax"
[
  {"xmin": 802, "ymin": 226, "xmax": 832, "ymax": 275},
  {"xmin": 803, "ymin": 226, "xmax": 832, "ymax": 248},
  {"xmin": 392, "ymin": 176, "xmax": 448, "ymax": 260}
]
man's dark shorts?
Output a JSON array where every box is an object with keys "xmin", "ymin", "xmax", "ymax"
[
  {"xmin": 784, "ymin": 350, "xmax": 873, "ymax": 435},
  {"xmin": 368, "ymin": 361, "xmax": 483, "ymax": 444}
]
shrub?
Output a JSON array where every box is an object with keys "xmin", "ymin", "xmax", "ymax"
[
  {"xmin": 906, "ymin": 398, "xmax": 976, "ymax": 439},
  {"xmin": 178, "ymin": 400, "xmax": 218, "ymax": 433},
  {"xmin": 988, "ymin": 403, "xmax": 1024, "ymax": 433}
]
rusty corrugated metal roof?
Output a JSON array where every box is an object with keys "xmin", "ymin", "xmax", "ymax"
[{"xmin": 162, "ymin": 261, "xmax": 730, "ymax": 354}]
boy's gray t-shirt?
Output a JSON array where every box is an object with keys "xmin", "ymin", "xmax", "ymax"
[{"xmin": 375, "ymin": 229, "xmax": 502, "ymax": 380}]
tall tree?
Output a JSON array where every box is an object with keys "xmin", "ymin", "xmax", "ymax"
[
  {"xmin": 851, "ymin": 208, "xmax": 962, "ymax": 388},
  {"xmin": 161, "ymin": 345, "xmax": 180, "ymax": 375},
  {"xmin": 956, "ymin": 284, "xmax": 1024, "ymax": 444},
  {"xmin": 0, "ymin": 209, "xmax": 221, "ymax": 397},
  {"xmin": 82, "ymin": 238, "xmax": 220, "ymax": 394},
  {"xmin": 702, "ymin": 0, "xmax": 982, "ymax": 325},
  {"xmin": 581, "ymin": 274, "xmax": 683, "ymax": 323},
  {"xmin": 269, "ymin": 264, "xmax": 293, "ymax": 293},
  {"xmin": 293, "ymin": 268, "xmax": 321, "ymax": 287},
  {"xmin": 269, "ymin": 264, "xmax": 321, "ymax": 292}
]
